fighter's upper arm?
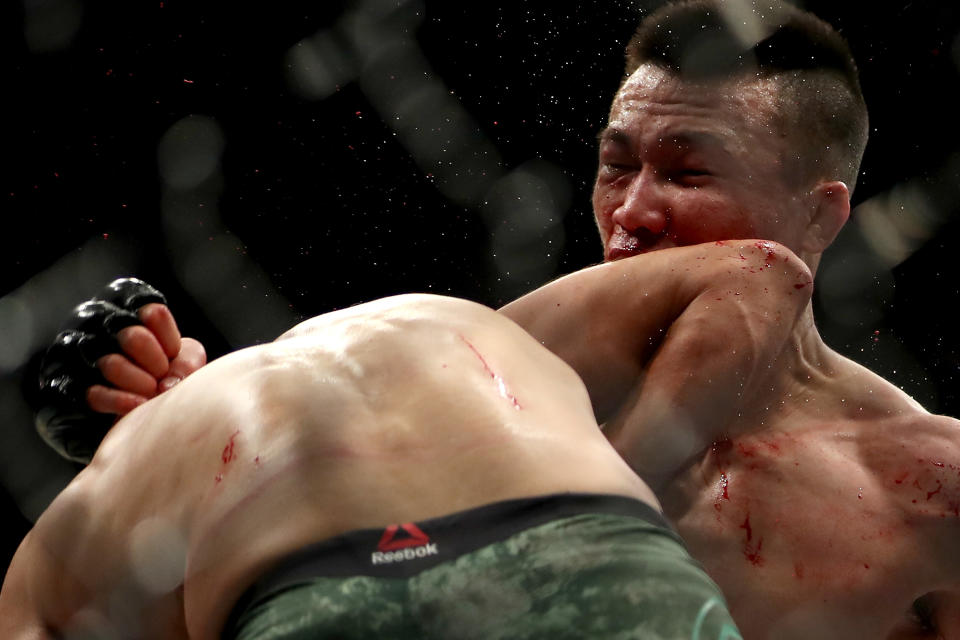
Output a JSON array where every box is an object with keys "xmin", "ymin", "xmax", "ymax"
[{"xmin": 499, "ymin": 247, "xmax": 692, "ymax": 421}]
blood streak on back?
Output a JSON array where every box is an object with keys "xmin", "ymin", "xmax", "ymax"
[{"xmin": 458, "ymin": 334, "xmax": 522, "ymax": 410}]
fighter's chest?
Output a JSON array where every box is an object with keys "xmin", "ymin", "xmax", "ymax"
[{"xmin": 660, "ymin": 429, "xmax": 915, "ymax": 584}]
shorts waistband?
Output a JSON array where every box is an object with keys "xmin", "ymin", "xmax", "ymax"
[{"xmin": 226, "ymin": 493, "xmax": 671, "ymax": 629}]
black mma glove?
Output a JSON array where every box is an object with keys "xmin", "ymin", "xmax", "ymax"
[{"xmin": 36, "ymin": 278, "xmax": 168, "ymax": 463}]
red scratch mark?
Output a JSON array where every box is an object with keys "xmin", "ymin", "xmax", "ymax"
[
  {"xmin": 754, "ymin": 241, "xmax": 777, "ymax": 268},
  {"xmin": 793, "ymin": 562, "xmax": 804, "ymax": 579},
  {"xmin": 893, "ymin": 470, "xmax": 910, "ymax": 484},
  {"xmin": 458, "ymin": 335, "xmax": 522, "ymax": 410},
  {"xmin": 714, "ymin": 473, "xmax": 730, "ymax": 512},
  {"xmin": 214, "ymin": 473, "xmax": 223, "ymax": 484},
  {"xmin": 744, "ymin": 537, "xmax": 764, "ymax": 566},
  {"xmin": 927, "ymin": 481, "xmax": 943, "ymax": 501},
  {"xmin": 222, "ymin": 430, "xmax": 240, "ymax": 464},
  {"xmin": 183, "ymin": 78, "xmax": 194, "ymax": 84},
  {"xmin": 739, "ymin": 513, "xmax": 764, "ymax": 565}
]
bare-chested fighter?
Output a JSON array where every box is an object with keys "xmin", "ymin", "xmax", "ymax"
[
  {"xmin": 524, "ymin": 1, "xmax": 960, "ymax": 637},
  {"xmin": 8, "ymin": 1, "xmax": 960, "ymax": 639},
  {"xmin": 0, "ymin": 239, "xmax": 812, "ymax": 639}
]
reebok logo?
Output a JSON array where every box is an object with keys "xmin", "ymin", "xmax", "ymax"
[{"xmin": 371, "ymin": 523, "xmax": 438, "ymax": 565}]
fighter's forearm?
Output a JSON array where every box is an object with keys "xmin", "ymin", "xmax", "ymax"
[{"xmin": 499, "ymin": 253, "xmax": 675, "ymax": 422}]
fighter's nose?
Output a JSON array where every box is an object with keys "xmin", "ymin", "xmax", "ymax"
[{"xmin": 610, "ymin": 171, "xmax": 670, "ymax": 236}]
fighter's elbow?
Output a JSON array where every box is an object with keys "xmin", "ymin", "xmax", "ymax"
[{"xmin": 726, "ymin": 239, "xmax": 814, "ymax": 305}]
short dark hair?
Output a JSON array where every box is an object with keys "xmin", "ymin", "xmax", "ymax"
[{"xmin": 622, "ymin": 0, "xmax": 868, "ymax": 193}]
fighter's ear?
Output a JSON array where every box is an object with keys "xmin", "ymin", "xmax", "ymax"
[{"xmin": 802, "ymin": 180, "xmax": 850, "ymax": 254}]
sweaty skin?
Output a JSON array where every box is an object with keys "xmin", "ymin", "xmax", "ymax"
[
  {"xmin": 0, "ymin": 240, "xmax": 805, "ymax": 639},
  {"xmin": 570, "ymin": 62, "xmax": 960, "ymax": 638},
  {"xmin": 512, "ymin": 241, "xmax": 960, "ymax": 638},
  {"xmin": 0, "ymin": 295, "xmax": 646, "ymax": 639}
]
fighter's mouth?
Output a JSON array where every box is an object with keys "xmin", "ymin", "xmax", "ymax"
[{"xmin": 605, "ymin": 229, "xmax": 667, "ymax": 261}]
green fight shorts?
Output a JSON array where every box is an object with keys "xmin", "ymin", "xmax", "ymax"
[{"xmin": 223, "ymin": 493, "xmax": 742, "ymax": 640}]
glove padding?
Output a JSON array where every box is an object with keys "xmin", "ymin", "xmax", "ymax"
[{"xmin": 36, "ymin": 278, "xmax": 167, "ymax": 463}]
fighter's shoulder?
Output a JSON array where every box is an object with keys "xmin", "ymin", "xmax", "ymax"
[{"xmin": 841, "ymin": 363, "xmax": 960, "ymax": 442}]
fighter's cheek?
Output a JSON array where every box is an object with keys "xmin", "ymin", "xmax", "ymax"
[{"xmin": 592, "ymin": 190, "xmax": 621, "ymax": 237}]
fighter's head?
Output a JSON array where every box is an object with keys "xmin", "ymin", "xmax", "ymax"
[{"xmin": 593, "ymin": 0, "xmax": 868, "ymax": 272}]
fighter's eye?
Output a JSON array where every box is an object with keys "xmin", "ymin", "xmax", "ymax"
[
  {"xmin": 909, "ymin": 594, "xmax": 937, "ymax": 634},
  {"xmin": 667, "ymin": 168, "xmax": 710, "ymax": 185},
  {"xmin": 674, "ymin": 168, "xmax": 710, "ymax": 179}
]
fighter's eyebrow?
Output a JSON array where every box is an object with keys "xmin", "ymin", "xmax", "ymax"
[
  {"xmin": 596, "ymin": 127, "xmax": 630, "ymax": 146},
  {"xmin": 595, "ymin": 127, "xmax": 731, "ymax": 158},
  {"xmin": 663, "ymin": 131, "xmax": 731, "ymax": 156}
]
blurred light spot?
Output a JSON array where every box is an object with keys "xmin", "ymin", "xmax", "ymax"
[
  {"xmin": 357, "ymin": 0, "xmax": 424, "ymax": 23},
  {"xmin": 23, "ymin": 0, "xmax": 83, "ymax": 54},
  {"xmin": 285, "ymin": 30, "xmax": 356, "ymax": 101},
  {"xmin": 0, "ymin": 378, "xmax": 77, "ymax": 520},
  {"xmin": 818, "ymin": 241, "xmax": 892, "ymax": 329},
  {"xmin": 157, "ymin": 115, "xmax": 224, "ymax": 190},
  {"xmin": 333, "ymin": 0, "xmax": 503, "ymax": 209},
  {"xmin": 344, "ymin": 0, "xmax": 424, "ymax": 37},
  {"xmin": 0, "ymin": 296, "xmax": 33, "ymax": 373},
  {"xmin": 716, "ymin": 0, "xmax": 766, "ymax": 48},
  {"xmin": 855, "ymin": 183, "xmax": 941, "ymax": 268},
  {"xmin": 62, "ymin": 608, "xmax": 121, "ymax": 640},
  {"xmin": 129, "ymin": 516, "xmax": 186, "ymax": 594},
  {"xmin": 952, "ymin": 28, "xmax": 960, "ymax": 73},
  {"xmin": 483, "ymin": 161, "xmax": 570, "ymax": 295},
  {"xmin": 158, "ymin": 135, "xmax": 295, "ymax": 347},
  {"xmin": 162, "ymin": 197, "xmax": 296, "ymax": 346},
  {"xmin": 179, "ymin": 234, "xmax": 244, "ymax": 300}
]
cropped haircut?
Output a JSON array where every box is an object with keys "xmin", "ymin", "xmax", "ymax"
[{"xmin": 622, "ymin": 0, "xmax": 869, "ymax": 194}]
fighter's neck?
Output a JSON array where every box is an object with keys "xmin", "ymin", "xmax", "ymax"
[{"xmin": 745, "ymin": 302, "xmax": 924, "ymax": 428}]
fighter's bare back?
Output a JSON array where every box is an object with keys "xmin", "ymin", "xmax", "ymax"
[{"xmin": 2, "ymin": 294, "xmax": 652, "ymax": 639}]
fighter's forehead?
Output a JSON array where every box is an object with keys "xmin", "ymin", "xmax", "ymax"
[{"xmin": 607, "ymin": 64, "xmax": 779, "ymax": 147}]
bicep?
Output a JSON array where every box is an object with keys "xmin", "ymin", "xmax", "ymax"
[{"xmin": 499, "ymin": 255, "xmax": 696, "ymax": 420}]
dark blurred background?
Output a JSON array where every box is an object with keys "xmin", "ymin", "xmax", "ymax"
[{"xmin": 3, "ymin": 0, "xmax": 960, "ymax": 579}]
